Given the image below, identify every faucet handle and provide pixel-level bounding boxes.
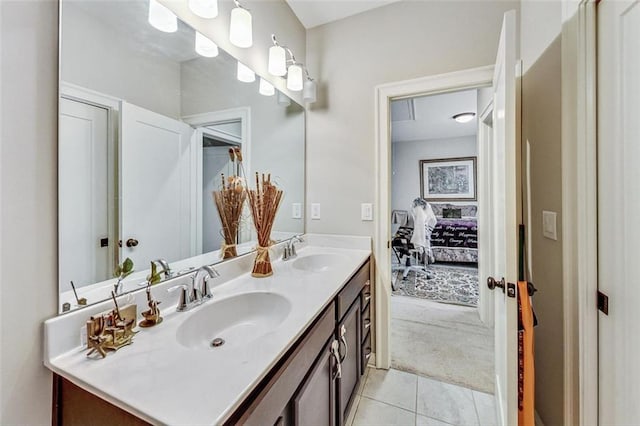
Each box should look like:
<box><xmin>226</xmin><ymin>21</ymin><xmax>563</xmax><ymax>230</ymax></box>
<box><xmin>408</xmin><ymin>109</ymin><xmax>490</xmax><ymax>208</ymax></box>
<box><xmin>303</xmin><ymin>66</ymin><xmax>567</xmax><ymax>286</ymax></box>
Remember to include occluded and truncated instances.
<box><xmin>168</xmin><ymin>284</ymin><xmax>189</xmax><ymax>311</ymax></box>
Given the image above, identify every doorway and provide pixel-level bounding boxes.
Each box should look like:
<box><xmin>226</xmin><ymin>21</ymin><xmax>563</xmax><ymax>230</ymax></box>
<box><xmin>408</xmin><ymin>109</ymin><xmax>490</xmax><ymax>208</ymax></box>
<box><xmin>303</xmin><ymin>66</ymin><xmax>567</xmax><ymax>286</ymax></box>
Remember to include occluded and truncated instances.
<box><xmin>388</xmin><ymin>88</ymin><xmax>494</xmax><ymax>395</ymax></box>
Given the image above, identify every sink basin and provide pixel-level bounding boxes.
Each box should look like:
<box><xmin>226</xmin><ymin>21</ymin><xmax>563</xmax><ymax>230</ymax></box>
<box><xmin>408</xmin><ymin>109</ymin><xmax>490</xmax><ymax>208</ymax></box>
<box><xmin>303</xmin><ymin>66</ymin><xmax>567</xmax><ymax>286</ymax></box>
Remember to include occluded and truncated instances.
<box><xmin>176</xmin><ymin>292</ymin><xmax>291</xmax><ymax>350</ymax></box>
<box><xmin>292</xmin><ymin>253</ymin><xmax>347</xmax><ymax>273</ymax></box>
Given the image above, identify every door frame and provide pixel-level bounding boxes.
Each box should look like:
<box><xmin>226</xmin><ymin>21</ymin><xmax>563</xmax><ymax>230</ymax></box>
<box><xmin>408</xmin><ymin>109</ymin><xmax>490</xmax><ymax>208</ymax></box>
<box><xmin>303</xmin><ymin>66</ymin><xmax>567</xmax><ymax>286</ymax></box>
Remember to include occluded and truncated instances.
<box><xmin>561</xmin><ymin>0</ymin><xmax>598</xmax><ymax>423</ymax></box>
<box><xmin>373</xmin><ymin>65</ymin><xmax>494</xmax><ymax>368</ymax></box>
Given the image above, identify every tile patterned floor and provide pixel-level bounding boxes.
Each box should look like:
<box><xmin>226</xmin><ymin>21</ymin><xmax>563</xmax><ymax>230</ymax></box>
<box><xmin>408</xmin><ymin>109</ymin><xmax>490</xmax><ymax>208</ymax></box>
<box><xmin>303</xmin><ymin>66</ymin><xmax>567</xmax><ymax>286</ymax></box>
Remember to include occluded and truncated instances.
<box><xmin>346</xmin><ymin>367</ymin><xmax>497</xmax><ymax>426</ymax></box>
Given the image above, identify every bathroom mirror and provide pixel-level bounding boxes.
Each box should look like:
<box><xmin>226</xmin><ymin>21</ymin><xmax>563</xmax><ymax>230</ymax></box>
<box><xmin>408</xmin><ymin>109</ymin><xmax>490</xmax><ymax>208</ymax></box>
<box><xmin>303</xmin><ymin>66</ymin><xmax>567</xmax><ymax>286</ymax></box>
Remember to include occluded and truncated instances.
<box><xmin>58</xmin><ymin>0</ymin><xmax>305</xmax><ymax>313</ymax></box>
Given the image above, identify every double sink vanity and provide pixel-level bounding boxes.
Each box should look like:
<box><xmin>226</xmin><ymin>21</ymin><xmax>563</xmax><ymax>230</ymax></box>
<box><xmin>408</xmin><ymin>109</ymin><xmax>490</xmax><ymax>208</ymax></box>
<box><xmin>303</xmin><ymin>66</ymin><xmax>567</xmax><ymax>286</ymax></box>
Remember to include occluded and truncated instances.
<box><xmin>44</xmin><ymin>235</ymin><xmax>373</xmax><ymax>425</ymax></box>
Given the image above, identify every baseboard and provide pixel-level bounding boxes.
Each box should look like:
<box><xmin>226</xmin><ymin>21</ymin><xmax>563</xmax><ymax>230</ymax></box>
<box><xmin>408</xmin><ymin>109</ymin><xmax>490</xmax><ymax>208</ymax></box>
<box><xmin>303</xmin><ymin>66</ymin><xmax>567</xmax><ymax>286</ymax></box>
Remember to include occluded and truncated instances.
<box><xmin>368</xmin><ymin>353</ymin><xmax>376</xmax><ymax>368</ymax></box>
<box><xmin>535</xmin><ymin>410</ymin><xmax>544</xmax><ymax>426</ymax></box>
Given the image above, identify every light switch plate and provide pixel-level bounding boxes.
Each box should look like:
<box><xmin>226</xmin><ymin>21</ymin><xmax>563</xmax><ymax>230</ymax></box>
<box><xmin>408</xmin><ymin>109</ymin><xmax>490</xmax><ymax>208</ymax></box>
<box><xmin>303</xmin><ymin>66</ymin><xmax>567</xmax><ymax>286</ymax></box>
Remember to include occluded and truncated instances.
<box><xmin>361</xmin><ymin>203</ymin><xmax>373</xmax><ymax>221</ymax></box>
<box><xmin>311</xmin><ymin>203</ymin><xmax>321</xmax><ymax>220</ymax></box>
<box><xmin>292</xmin><ymin>203</ymin><xmax>302</xmax><ymax>219</ymax></box>
<box><xmin>542</xmin><ymin>210</ymin><xmax>557</xmax><ymax>240</ymax></box>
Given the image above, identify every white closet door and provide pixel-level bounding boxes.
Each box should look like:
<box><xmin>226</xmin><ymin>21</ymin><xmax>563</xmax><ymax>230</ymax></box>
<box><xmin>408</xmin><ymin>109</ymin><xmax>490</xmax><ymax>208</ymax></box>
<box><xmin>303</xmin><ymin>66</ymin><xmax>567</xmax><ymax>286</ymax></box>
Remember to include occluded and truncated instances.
<box><xmin>59</xmin><ymin>98</ymin><xmax>110</xmax><ymax>291</ymax></box>
<box><xmin>490</xmin><ymin>10</ymin><xmax>520</xmax><ymax>426</ymax></box>
<box><xmin>202</xmin><ymin>145</ymin><xmax>233</xmax><ymax>254</ymax></box>
<box><xmin>119</xmin><ymin>101</ymin><xmax>194</xmax><ymax>270</ymax></box>
<box><xmin>597</xmin><ymin>0</ymin><xmax>640</xmax><ymax>423</ymax></box>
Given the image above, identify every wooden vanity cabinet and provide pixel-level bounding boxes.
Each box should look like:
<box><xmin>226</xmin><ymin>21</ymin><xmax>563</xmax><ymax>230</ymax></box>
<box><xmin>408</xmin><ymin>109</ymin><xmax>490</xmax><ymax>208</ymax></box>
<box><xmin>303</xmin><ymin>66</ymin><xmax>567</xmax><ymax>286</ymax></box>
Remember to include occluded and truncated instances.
<box><xmin>337</xmin><ymin>298</ymin><xmax>361</xmax><ymax>425</ymax></box>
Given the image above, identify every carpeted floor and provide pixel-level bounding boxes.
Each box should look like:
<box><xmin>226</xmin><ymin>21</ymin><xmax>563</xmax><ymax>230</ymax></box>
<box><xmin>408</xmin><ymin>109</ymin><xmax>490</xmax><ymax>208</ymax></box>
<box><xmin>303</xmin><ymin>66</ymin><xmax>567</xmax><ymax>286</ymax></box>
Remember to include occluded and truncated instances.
<box><xmin>391</xmin><ymin>296</ymin><xmax>494</xmax><ymax>394</ymax></box>
<box><xmin>392</xmin><ymin>263</ymin><xmax>479</xmax><ymax>307</ymax></box>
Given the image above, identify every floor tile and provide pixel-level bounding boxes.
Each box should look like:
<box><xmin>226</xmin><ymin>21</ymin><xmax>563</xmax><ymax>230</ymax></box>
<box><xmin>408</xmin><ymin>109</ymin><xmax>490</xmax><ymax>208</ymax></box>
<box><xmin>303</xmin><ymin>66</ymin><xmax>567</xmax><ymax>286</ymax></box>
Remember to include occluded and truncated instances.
<box><xmin>353</xmin><ymin>397</ymin><xmax>416</xmax><ymax>426</ymax></box>
<box><xmin>361</xmin><ymin>368</ymin><xmax>418</xmax><ymax>411</ymax></box>
<box><xmin>416</xmin><ymin>376</ymin><xmax>479</xmax><ymax>425</ymax></box>
<box><xmin>472</xmin><ymin>391</ymin><xmax>497</xmax><ymax>426</ymax></box>
<box><xmin>355</xmin><ymin>366</ymin><xmax>371</xmax><ymax>396</ymax></box>
<box><xmin>416</xmin><ymin>414</ymin><xmax>453</xmax><ymax>426</ymax></box>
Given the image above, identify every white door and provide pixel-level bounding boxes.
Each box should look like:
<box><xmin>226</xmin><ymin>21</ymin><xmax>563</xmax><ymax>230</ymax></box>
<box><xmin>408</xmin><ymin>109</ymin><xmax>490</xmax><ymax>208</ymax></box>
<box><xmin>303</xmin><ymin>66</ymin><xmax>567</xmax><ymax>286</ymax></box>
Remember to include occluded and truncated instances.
<box><xmin>202</xmin><ymin>144</ymin><xmax>235</xmax><ymax>253</ymax></box>
<box><xmin>489</xmin><ymin>10</ymin><xmax>520</xmax><ymax>426</ymax></box>
<box><xmin>59</xmin><ymin>97</ymin><xmax>111</xmax><ymax>291</ymax></box>
<box><xmin>597</xmin><ymin>0</ymin><xmax>640</xmax><ymax>423</ymax></box>
<box><xmin>119</xmin><ymin>101</ymin><xmax>195</xmax><ymax>270</ymax></box>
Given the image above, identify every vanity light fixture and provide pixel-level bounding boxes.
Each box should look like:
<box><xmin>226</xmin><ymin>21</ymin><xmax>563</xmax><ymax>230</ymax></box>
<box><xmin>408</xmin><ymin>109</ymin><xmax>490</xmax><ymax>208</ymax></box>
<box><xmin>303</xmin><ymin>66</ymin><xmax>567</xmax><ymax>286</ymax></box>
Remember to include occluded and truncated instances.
<box><xmin>188</xmin><ymin>0</ymin><xmax>218</xmax><ymax>19</ymax></box>
<box><xmin>259</xmin><ymin>78</ymin><xmax>275</xmax><ymax>96</ymax></box>
<box><xmin>286</xmin><ymin>63</ymin><xmax>303</xmax><ymax>92</ymax></box>
<box><xmin>303</xmin><ymin>78</ymin><xmax>317</xmax><ymax>103</ymax></box>
<box><xmin>270</xmin><ymin>35</ymin><xmax>316</xmax><ymax>99</ymax></box>
<box><xmin>277</xmin><ymin>90</ymin><xmax>291</xmax><ymax>107</ymax></box>
<box><xmin>452</xmin><ymin>112</ymin><xmax>476</xmax><ymax>123</ymax></box>
<box><xmin>195</xmin><ymin>31</ymin><xmax>219</xmax><ymax>57</ymax></box>
<box><xmin>268</xmin><ymin>35</ymin><xmax>287</xmax><ymax>76</ymax></box>
<box><xmin>237</xmin><ymin>61</ymin><xmax>255</xmax><ymax>83</ymax></box>
<box><xmin>148</xmin><ymin>0</ymin><xmax>177</xmax><ymax>33</ymax></box>
<box><xmin>229</xmin><ymin>0</ymin><xmax>252</xmax><ymax>48</ymax></box>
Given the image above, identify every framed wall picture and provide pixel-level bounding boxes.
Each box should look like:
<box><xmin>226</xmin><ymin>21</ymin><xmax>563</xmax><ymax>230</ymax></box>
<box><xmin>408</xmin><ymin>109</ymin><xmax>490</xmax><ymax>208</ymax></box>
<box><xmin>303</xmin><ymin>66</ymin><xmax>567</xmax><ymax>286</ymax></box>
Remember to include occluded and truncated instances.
<box><xmin>420</xmin><ymin>157</ymin><xmax>477</xmax><ymax>201</ymax></box>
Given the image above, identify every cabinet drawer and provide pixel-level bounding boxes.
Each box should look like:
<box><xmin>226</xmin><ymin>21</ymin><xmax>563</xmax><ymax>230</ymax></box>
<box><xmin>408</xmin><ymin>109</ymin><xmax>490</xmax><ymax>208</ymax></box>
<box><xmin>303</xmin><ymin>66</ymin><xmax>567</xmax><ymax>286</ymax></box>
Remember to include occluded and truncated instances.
<box><xmin>337</xmin><ymin>260</ymin><xmax>370</xmax><ymax>320</ymax></box>
<box><xmin>361</xmin><ymin>332</ymin><xmax>372</xmax><ymax>376</ymax></box>
<box><xmin>361</xmin><ymin>302</ymin><xmax>371</xmax><ymax>344</ymax></box>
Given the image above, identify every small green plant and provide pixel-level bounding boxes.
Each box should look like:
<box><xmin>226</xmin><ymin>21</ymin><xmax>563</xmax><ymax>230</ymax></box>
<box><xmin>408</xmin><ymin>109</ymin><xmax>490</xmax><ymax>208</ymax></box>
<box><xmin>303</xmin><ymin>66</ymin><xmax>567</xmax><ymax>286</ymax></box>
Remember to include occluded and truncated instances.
<box><xmin>114</xmin><ymin>257</ymin><xmax>134</xmax><ymax>281</ymax></box>
<box><xmin>146</xmin><ymin>261</ymin><xmax>163</xmax><ymax>285</ymax></box>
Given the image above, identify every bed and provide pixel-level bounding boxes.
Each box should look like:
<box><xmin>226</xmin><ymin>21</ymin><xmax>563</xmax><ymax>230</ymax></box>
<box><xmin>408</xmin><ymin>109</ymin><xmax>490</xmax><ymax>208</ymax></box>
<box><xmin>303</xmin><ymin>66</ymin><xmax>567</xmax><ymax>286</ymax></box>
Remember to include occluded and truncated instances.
<box><xmin>430</xmin><ymin>204</ymin><xmax>478</xmax><ymax>264</ymax></box>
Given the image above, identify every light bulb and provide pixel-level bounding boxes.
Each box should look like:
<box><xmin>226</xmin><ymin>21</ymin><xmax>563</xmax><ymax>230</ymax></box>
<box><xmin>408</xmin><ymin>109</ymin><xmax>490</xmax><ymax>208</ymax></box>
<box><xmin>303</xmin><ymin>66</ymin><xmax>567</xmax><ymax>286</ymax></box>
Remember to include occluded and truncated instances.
<box><xmin>195</xmin><ymin>31</ymin><xmax>219</xmax><ymax>57</ymax></box>
<box><xmin>287</xmin><ymin>64</ymin><xmax>303</xmax><ymax>92</ymax></box>
<box><xmin>259</xmin><ymin>78</ymin><xmax>275</xmax><ymax>96</ymax></box>
<box><xmin>237</xmin><ymin>61</ymin><xmax>255</xmax><ymax>83</ymax></box>
<box><xmin>277</xmin><ymin>91</ymin><xmax>291</xmax><ymax>106</ymax></box>
<box><xmin>148</xmin><ymin>0</ymin><xmax>177</xmax><ymax>33</ymax></box>
<box><xmin>268</xmin><ymin>45</ymin><xmax>287</xmax><ymax>76</ymax></box>
<box><xmin>229</xmin><ymin>6</ymin><xmax>252</xmax><ymax>48</ymax></box>
<box><xmin>188</xmin><ymin>0</ymin><xmax>218</xmax><ymax>18</ymax></box>
<box><xmin>303</xmin><ymin>79</ymin><xmax>317</xmax><ymax>103</ymax></box>
<box><xmin>452</xmin><ymin>112</ymin><xmax>476</xmax><ymax>123</ymax></box>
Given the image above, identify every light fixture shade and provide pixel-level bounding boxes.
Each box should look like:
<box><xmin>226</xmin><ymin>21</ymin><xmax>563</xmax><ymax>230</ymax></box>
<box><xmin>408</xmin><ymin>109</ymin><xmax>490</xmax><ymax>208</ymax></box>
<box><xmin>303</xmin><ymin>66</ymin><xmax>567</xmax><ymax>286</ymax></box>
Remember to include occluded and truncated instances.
<box><xmin>229</xmin><ymin>7</ymin><xmax>252</xmax><ymax>48</ymax></box>
<box><xmin>277</xmin><ymin>91</ymin><xmax>291</xmax><ymax>106</ymax></box>
<box><xmin>188</xmin><ymin>0</ymin><xmax>218</xmax><ymax>18</ymax></box>
<box><xmin>237</xmin><ymin>61</ymin><xmax>255</xmax><ymax>83</ymax></box>
<box><xmin>259</xmin><ymin>78</ymin><xmax>275</xmax><ymax>96</ymax></box>
<box><xmin>268</xmin><ymin>45</ymin><xmax>287</xmax><ymax>76</ymax></box>
<box><xmin>148</xmin><ymin>0</ymin><xmax>177</xmax><ymax>33</ymax></box>
<box><xmin>452</xmin><ymin>112</ymin><xmax>476</xmax><ymax>123</ymax></box>
<box><xmin>195</xmin><ymin>32</ymin><xmax>219</xmax><ymax>57</ymax></box>
<box><xmin>303</xmin><ymin>79</ymin><xmax>317</xmax><ymax>103</ymax></box>
<box><xmin>286</xmin><ymin>64</ymin><xmax>303</xmax><ymax>91</ymax></box>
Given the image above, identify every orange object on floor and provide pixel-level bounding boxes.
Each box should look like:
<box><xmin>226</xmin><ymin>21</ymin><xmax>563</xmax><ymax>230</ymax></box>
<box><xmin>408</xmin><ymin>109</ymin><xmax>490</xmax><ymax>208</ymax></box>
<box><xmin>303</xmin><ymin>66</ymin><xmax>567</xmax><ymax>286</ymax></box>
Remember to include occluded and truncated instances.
<box><xmin>518</xmin><ymin>281</ymin><xmax>535</xmax><ymax>426</ymax></box>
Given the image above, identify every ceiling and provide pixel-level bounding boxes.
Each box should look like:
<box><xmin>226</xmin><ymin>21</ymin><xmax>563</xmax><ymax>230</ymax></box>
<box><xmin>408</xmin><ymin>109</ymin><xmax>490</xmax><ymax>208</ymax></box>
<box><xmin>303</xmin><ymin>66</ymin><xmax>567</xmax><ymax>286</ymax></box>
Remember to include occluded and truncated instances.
<box><xmin>391</xmin><ymin>89</ymin><xmax>478</xmax><ymax>143</ymax></box>
<box><xmin>285</xmin><ymin>0</ymin><xmax>402</xmax><ymax>29</ymax></box>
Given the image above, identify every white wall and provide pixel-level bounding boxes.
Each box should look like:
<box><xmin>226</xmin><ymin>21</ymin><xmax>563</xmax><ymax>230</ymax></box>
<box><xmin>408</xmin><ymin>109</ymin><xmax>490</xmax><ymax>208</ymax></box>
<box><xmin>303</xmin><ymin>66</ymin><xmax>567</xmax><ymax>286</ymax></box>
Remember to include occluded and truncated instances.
<box><xmin>1</xmin><ymin>1</ymin><xmax>59</xmax><ymax>424</ymax></box>
<box><xmin>61</xmin><ymin>2</ymin><xmax>182</xmax><ymax>119</ymax></box>
<box><xmin>305</xmin><ymin>0</ymin><xmax>519</xmax><ymax>236</ymax></box>
<box><xmin>392</xmin><ymin>136</ymin><xmax>477</xmax><ymax>213</ymax></box>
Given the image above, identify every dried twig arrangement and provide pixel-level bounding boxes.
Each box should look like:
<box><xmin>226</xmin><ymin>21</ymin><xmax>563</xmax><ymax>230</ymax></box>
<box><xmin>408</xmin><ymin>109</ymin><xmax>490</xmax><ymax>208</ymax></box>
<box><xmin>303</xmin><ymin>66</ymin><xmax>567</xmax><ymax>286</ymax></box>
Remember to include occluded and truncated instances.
<box><xmin>213</xmin><ymin>148</ymin><xmax>246</xmax><ymax>259</ymax></box>
<box><xmin>247</xmin><ymin>172</ymin><xmax>284</xmax><ymax>277</ymax></box>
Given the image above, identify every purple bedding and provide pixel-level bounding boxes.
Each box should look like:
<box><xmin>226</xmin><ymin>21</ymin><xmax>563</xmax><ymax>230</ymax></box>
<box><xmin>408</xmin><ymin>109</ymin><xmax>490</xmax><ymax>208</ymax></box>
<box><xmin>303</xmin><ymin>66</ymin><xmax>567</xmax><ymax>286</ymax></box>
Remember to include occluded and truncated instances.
<box><xmin>431</xmin><ymin>218</ymin><xmax>478</xmax><ymax>249</ymax></box>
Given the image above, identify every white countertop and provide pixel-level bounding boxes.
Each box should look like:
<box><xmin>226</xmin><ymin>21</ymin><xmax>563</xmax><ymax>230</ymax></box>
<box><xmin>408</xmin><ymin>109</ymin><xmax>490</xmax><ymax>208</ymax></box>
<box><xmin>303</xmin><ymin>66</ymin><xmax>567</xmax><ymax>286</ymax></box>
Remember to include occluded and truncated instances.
<box><xmin>44</xmin><ymin>234</ymin><xmax>371</xmax><ymax>425</ymax></box>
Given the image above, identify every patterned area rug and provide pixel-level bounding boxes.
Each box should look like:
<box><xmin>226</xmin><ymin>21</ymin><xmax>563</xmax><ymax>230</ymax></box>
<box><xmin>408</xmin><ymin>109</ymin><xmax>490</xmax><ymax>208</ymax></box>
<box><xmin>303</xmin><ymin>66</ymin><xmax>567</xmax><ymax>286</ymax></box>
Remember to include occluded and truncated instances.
<box><xmin>392</xmin><ymin>264</ymin><xmax>479</xmax><ymax>307</ymax></box>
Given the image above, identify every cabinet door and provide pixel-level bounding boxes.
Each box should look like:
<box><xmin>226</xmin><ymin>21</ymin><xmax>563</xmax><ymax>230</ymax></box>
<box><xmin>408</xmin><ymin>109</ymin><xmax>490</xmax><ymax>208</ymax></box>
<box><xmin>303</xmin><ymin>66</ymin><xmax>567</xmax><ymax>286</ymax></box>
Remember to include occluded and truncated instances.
<box><xmin>338</xmin><ymin>299</ymin><xmax>361</xmax><ymax>425</ymax></box>
<box><xmin>293</xmin><ymin>339</ymin><xmax>336</xmax><ymax>426</ymax></box>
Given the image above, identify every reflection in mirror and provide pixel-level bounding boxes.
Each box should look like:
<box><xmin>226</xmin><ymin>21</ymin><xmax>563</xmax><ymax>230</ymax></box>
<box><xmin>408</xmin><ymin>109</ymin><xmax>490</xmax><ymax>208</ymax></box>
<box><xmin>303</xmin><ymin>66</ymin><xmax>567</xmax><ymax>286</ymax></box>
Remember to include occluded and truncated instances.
<box><xmin>58</xmin><ymin>0</ymin><xmax>305</xmax><ymax>313</ymax></box>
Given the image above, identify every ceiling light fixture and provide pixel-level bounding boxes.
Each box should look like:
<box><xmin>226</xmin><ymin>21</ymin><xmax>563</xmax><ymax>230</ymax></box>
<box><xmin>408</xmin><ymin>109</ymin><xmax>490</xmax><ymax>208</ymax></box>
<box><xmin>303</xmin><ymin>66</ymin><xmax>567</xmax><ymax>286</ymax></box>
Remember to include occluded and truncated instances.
<box><xmin>236</xmin><ymin>61</ymin><xmax>255</xmax><ymax>83</ymax></box>
<box><xmin>229</xmin><ymin>0</ymin><xmax>252</xmax><ymax>48</ymax></box>
<box><xmin>188</xmin><ymin>0</ymin><xmax>218</xmax><ymax>19</ymax></box>
<box><xmin>195</xmin><ymin>31</ymin><xmax>219</xmax><ymax>57</ymax></box>
<box><xmin>148</xmin><ymin>0</ymin><xmax>177</xmax><ymax>33</ymax></box>
<box><xmin>259</xmin><ymin>78</ymin><xmax>275</xmax><ymax>96</ymax></box>
<box><xmin>452</xmin><ymin>112</ymin><xmax>476</xmax><ymax>123</ymax></box>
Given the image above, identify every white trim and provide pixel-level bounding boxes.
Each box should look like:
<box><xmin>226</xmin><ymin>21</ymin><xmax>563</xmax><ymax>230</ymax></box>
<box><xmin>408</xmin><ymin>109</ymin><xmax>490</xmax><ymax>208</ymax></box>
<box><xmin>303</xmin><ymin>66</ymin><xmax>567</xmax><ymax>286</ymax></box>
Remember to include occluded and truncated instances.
<box><xmin>561</xmin><ymin>1</ymin><xmax>598</xmax><ymax>424</ymax></box>
<box><xmin>183</xmin><ymin>108</ymin><xmax>252</xmax><ymax>253</ymax></box>
<box><xmin>374</xmin><ymin>66</ymin><xmax>494</xmax><ymax>368</ymax></box>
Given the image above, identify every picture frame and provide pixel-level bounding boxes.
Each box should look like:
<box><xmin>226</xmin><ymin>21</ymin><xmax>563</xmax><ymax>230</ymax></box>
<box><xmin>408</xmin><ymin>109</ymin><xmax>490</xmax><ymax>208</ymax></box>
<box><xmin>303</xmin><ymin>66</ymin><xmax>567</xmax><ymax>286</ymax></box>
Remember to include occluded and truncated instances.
<box><xmin>420</xmin><ymin>157</ymin><xmax>477</xmax><ymax>201</ymax></box>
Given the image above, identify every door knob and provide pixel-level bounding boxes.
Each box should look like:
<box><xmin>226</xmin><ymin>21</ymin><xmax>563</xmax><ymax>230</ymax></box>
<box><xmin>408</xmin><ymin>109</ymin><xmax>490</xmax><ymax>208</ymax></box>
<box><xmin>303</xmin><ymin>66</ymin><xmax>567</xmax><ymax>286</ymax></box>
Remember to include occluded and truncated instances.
<box><xmin>487</xmin><ymin>276</ymin><xmax>506</xmax><ymax>292</ymax></box>
<box><xmin>126</xmin><ymin>238</ymin><xmax>139</xmax><ymax>248</ymax></box>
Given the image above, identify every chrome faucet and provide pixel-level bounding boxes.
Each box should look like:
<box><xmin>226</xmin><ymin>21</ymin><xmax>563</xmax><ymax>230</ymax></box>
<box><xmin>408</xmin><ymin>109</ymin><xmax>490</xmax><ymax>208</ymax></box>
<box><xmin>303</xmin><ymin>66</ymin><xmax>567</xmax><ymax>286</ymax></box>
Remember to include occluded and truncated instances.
<box><xmin>282</xmin><ymin>235</ymin><xmax>304</xmax><ymax>261</ymax></box>
<box><xmin>168</xmin><ymin>265</ymin><xmax>219</xmax><ymax>312</ymax></box>
<box><xmin>151</xmin><ymin>258</ymin><xmax>172</xmax><ymax>280</ymax></box>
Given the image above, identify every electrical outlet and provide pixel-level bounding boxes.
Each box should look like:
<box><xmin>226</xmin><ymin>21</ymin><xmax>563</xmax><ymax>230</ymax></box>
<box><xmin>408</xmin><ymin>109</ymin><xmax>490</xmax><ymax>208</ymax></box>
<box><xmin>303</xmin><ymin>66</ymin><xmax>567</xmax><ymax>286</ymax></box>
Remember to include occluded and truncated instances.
<box><xmin>292</xmin><ymin>203</ymin><xmax>302</xmax><ymax>219</ymax></box>
<box><xmin>311</xmin><ymin>203</ymin><xmax>321</xmax><ymax>220</ymax></box>
<box><xmin>361</xmin><ymin>203</ymin><xmax>373</xmax><ymax>221</ymax></box>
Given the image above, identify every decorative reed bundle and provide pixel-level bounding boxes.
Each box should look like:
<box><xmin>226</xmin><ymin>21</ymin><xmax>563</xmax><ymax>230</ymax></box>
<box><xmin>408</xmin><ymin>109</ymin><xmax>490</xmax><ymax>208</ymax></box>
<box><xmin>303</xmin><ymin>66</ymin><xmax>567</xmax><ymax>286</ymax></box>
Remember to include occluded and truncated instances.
<box><xmin>212</xmin><ymin>148</ymin><xmax>246</xmax><ymax>259</ymax></box>
<box><xmin>247</xmin><ymin>172</ymin><xmax>284</xmax><ymax>277</ymax></box>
